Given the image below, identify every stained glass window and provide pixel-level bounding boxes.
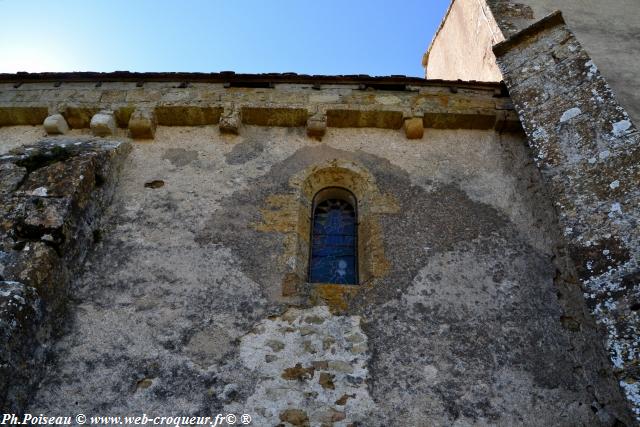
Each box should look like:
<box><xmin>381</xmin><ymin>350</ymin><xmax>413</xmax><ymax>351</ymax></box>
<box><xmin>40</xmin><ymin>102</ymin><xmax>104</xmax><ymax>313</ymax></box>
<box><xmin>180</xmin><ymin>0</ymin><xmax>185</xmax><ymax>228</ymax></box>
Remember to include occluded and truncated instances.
<box><xmin>309</xmin><ymin>190</ymin><xmax>358</xmax><ymax>285</ymax></box>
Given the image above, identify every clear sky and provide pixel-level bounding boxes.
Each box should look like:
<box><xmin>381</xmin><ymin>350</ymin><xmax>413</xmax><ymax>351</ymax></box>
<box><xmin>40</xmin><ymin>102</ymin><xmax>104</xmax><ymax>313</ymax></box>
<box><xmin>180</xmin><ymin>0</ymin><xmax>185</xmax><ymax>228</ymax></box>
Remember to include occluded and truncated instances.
<box><xmin>0</xmin><ymin>0</ymin><xmax>450</xmax><ymax>77</ymax></box>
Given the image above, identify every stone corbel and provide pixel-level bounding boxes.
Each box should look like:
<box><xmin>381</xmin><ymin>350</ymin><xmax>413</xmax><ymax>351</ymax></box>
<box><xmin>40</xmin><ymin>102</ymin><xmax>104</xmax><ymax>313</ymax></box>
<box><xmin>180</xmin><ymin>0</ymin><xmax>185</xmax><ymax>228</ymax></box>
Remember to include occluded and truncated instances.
<box><xmin>90</xmin><ymin>110</ymin><xmax>116</xmax><ymax>137</ymax></box>
<box><xmin>219</xmin><ymin>104</ymin><xmax>241</xmax><ymax>135</ymax></box>
<box><xmin>43</xmin><ymin>112</ymin><xmax>70</xmax><ymax>135</ymax></box>
<box><xmin>307</xmin><ymin>107</ymin><xmax>327</xmax><ymax>140</ymax></box>
<box><xmin>403</xmin><ymin>111</ymin><xmax>424</xmax><ymax>140</ymax></box>
<box><xmin>128</xmin><ymin>109</ymin><xmax>157</xmax><ymax>139</ymax></box>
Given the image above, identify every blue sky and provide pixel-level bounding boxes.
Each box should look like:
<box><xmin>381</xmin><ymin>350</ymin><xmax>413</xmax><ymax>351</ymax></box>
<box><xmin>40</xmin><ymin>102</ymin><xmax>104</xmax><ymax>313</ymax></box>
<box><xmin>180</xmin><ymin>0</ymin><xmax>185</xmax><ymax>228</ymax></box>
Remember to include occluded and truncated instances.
<box><xmin>0</xmin><ymin>0</ymin><xmax>450</xmax><ymax>76</ymax></box>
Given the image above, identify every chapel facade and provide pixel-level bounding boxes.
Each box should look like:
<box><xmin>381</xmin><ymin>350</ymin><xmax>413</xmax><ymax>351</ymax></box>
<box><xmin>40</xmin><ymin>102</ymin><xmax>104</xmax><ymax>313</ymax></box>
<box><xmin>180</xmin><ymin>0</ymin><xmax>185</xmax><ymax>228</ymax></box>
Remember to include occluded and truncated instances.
<box><xmin>0</xmin><ymin>1</ymin><xmax>638</xmax><ymax>425</ymax></box>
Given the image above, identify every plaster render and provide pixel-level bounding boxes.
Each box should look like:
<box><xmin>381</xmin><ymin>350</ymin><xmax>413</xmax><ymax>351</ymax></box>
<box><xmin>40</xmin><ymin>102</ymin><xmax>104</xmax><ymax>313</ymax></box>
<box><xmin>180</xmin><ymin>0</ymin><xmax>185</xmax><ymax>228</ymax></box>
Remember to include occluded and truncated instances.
<box><xmin>423</xmin><ymin>0</ymin><xmax>504</xmax><ymax>82</ymax></box>
<box><xmin>0</xmin><ymin>123</ymin><xmax>622</xmax><ymax>424</ymax></box>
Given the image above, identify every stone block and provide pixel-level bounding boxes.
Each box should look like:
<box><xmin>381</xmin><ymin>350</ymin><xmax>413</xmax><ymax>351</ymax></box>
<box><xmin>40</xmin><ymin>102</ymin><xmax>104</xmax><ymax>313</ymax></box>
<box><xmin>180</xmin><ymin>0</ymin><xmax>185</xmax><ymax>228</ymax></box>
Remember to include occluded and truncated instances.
<box><xmin>63</xmin><ymin>107</ymin><xmax>99</xmax><ymax>129</ymax></box>
<box><xmin>326</xmin><ymin>109</ymin><xmax>403</xmax><ymax>129</ymax></box>
<box><xmin>128</xmin><ymin>109</ymin><xmax>157</xmax><ymax>139</ymax></box>
<box><xmin>241</xmin><ymin>107</ymin><xmax>307</xmax><ymax>127</ymax></box>
<box><xmin>43</xmin><ymin>114</ymin><xmax>69</xmax><ymax>135</ymax></box>
<box><xmin>0</xmin><ymin>107</ymin><xmax>49</xmax><ymax>126</ymax></box>
<box><xmin>155</xmin><ymin>106</ymin><xmax>222</xmax><ymax>126</ymax></box>
<box><xmin>403</xmin><ymin>117</ymin><xmax>424</xmax><ymax>139</ymax></box>
<box><xmin>90</xmin><ymin>111</ymin><xmax>116</xmax><ymax>136</ymax></box>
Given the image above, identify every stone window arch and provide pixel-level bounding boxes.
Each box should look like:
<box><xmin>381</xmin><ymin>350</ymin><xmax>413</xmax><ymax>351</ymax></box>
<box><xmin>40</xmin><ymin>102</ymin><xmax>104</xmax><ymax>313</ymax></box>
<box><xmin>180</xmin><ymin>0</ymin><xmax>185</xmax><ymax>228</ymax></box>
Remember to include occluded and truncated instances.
<box><xmin>255</xmin><ymin>159</ymin><xmax>399</xmax><ymax>310</ymax></box>
<box><xmin>308</xmin><ymin>187</ymin><xmax>358</xmax><ymax>285</ymax></box>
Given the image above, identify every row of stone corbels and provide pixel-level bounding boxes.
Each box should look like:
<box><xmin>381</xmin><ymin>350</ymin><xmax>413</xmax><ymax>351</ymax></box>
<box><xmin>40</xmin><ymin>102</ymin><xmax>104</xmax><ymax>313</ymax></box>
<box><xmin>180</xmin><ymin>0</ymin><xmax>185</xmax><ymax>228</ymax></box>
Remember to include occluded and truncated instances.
<box><xmin>38</xmin><ymin>103</ymin><xmax>520</xmax><ymax>140</ymax></box>
<box><xmin>220</xmin><ymin>104</ymin><xmax>426</xmax><ymax>139</ymax></box>
<box><xmin>219</xmin><ymin>105</ymin><xmax>425</xmax><ymax>140</ymax></box>
<box><xmin>42</xmin><ymin>106</ymin><xmax>427</xmax><ymax>140</ymax></box>
<box><xmin>43</xmin><ymin>109</ymin><xmax>157</xmax><ymax>139</ymax></box>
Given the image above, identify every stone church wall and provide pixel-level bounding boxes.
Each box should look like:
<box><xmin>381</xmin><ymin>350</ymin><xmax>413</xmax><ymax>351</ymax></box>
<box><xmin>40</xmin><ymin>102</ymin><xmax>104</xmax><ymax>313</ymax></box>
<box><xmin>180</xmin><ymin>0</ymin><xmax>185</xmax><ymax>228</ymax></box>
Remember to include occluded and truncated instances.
<box><xmin>0</xmin><ymin>79</ymin><xmax>633</xmax><ymax>424</ymax></box>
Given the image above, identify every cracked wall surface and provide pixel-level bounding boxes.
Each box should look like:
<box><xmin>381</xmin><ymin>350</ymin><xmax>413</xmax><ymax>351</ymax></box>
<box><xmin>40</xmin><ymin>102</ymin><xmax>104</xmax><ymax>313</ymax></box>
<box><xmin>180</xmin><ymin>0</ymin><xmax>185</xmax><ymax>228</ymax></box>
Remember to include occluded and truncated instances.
<box><xmin>0</xmin><ymin>121</ymin><xmax>625</xmax><ymax>425</ymax></box>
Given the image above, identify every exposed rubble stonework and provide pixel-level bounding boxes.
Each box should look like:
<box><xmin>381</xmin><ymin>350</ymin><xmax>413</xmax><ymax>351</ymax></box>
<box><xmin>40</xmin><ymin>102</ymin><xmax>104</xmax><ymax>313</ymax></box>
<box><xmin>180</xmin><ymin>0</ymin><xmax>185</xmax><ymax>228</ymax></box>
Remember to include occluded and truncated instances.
<box><xmin>230</xmin><ymin>305</ymin><xmax>375</xmax><ymax>426</ymax></box>
<box><xmin>492</xmin><ymin>11</ymin><xmax>640</xmax><ymax>422</ymax></box>
<box><xmin>0</xmin><ymin>137</ymin><xmax>130</xmax><ymax>412</ymax></box>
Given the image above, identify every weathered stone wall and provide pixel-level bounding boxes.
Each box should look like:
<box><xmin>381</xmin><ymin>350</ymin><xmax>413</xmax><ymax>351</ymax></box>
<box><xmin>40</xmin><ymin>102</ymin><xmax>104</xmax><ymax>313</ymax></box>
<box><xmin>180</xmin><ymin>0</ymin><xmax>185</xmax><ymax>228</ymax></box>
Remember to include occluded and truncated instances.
<box><xmin>0</xmin><ymin>137</ymin><xmax>130</xmax><ymax>411</ymax></box>
<box><xmin>493</xmin><ymin>12</ymin><xmax>640</xmax><ymax>422</ymax></box>
<box><xmin>426</xmin><ymin>2</ymin><xmax>640</xmax><ymax>420</ymax></box>
<box><xmin>0</xmin><ymin>114</ymin><xmax>621</xmax><ymax>424</ymax></box>
<box><xmin>488</xmin><ymin>0</ymin><xmax>640</xmax><ymax>124</ymax></box>
<box><xmin>424</xmin><ymin>0</ymin><xmax>640</xmax><ymax>124</ymax></box>
<box><xmin>0</xmin><ymin>77</ymin><xmax>634</xmax><ymax>424</ymax></box>
<box><xmin>0</xmin><ymin>76</ymin><xmax>521</xmax><ymax>142</ymax></box>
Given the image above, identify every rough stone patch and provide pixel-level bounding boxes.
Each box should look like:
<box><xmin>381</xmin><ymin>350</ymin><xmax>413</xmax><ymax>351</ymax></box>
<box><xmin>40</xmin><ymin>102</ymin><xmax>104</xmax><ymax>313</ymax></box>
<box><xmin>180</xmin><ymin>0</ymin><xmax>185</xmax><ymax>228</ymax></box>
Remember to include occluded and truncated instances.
<box><xmin>227</xmin><ymin>305</ymin><xmax>375</xmax><ymax>426</ymax></box>
<box><xmin>0</xmin><ymin>137</ymin><xmax>130</xmax><ymax>412</ymax></box>
<box><xmin>0</xmin><ymin>280</ymin><xmax>42</xmax><ymax>411</ymax></box>
<box><xmin>162</xmin><ymin>148</ymin><xmax>198</xmax><ymax>167</ymax></box>
<box><xmin>224</xmin><ymin>138</ymin><xmax>264</xmax><ymax>165</ymax></box>
<box><xmin>559</xmin><ymin>107</ymin><xmax>581</xmax><ymax>122</ymax></box>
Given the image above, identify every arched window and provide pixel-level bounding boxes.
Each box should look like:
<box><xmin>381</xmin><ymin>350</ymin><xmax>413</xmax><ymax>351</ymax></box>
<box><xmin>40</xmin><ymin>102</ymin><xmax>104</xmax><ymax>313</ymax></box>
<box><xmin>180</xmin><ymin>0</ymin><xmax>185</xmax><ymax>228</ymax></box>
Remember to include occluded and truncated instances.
<box><xmin>309</xmin><ymin>188</ymin><xmax>358</xmax><ymax>285</ymax></box>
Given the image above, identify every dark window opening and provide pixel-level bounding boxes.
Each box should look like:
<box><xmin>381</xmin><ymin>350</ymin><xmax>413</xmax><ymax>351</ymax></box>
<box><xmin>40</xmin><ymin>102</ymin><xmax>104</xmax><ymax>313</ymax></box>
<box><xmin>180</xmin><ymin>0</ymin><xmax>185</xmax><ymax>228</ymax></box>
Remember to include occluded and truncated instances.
<box><xmin>309</xmin><ymin>188</ymin><xmax>358</xmax><ymax>285</ymax></box>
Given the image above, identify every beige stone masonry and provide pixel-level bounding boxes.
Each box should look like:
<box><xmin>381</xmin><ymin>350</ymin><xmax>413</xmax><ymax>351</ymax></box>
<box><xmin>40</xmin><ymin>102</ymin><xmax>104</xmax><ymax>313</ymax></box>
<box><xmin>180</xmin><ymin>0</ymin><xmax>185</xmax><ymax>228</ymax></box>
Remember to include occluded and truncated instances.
<box><xmin>0</xmin><ymin>106</ymin><xmax>48</xmax><ymax>126</ymax></box>
<box><xmin>0</xmin><ymin>80</ymin><xmax>517</xmax><ymax>140</ymax></box>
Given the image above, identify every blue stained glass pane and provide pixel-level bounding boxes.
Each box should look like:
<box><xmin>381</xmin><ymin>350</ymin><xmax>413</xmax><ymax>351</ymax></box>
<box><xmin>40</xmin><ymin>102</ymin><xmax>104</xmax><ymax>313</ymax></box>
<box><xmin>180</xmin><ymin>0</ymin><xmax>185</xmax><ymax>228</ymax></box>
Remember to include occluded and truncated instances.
<box><xmin>309</xmin><ymin>198</ymin><xmax>357</xmax><ymax>284</ymax></box>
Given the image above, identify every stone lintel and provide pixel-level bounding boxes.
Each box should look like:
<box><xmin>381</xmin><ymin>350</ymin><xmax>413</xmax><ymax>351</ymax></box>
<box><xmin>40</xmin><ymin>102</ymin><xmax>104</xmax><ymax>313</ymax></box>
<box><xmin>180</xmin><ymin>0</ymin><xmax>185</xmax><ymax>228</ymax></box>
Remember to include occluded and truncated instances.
<box><xmin>155</xmin><ymin>105</ymin><xmax>222</xmax><ymax>126</ymax></box>
<box><xmin>0</xmin><ymin>102</ymin><xmax>517</xmax><ymax>133</ymax></box>
<box><xmin>423</xmin><ymin>112</ymin><xmax>496</xmax><ymax>130</ymax></box>
<box><xmin>326</xmin><ymin>109</ymin><xmax>404</xmax><ymax>129</ymax></box>
<box><xmin>0</xmin><ymin>83</ymin><xmax>519</xmax><ymax>134</ymax></box>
